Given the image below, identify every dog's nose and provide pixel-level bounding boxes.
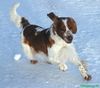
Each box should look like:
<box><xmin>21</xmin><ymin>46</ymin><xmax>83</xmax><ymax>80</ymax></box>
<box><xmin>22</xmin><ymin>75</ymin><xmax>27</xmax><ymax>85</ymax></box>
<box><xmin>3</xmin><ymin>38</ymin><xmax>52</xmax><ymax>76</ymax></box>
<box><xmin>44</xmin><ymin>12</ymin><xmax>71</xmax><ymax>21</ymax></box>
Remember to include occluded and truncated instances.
<box><xmin>67</xmin><ymin>35</ymin><xmax>73</xmax><ymax>41</ymax></box>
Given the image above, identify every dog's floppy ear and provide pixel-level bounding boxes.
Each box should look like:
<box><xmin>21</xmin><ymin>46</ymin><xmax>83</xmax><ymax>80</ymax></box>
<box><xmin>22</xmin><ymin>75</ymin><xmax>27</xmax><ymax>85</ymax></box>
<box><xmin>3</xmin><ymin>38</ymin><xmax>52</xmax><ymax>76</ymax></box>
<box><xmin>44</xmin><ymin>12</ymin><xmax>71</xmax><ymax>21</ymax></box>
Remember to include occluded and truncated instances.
<box><xmin>67</xmin><ymin>17</ymin><xmax>77</xmax><ymax>34</ymax></box>
<box><xmin>47</xmin><ymin>12</ymin><xmax>58</xmax><ymax>21</ymax></box>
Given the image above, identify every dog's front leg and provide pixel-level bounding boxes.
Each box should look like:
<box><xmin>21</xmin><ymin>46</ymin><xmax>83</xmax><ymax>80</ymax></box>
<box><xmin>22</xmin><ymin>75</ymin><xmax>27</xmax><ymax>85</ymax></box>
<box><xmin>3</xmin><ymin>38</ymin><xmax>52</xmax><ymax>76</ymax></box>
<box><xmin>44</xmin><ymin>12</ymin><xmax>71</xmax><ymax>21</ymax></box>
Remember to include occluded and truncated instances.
<box><xmin>67</xmin><ymin>44</ymin><xmax>92</xmax><ymax>80</ymax></box>
<box><xmin>48</xmin><ymin>59</ymin><xmax>68</xmax><ymax>71</ymax></box>
<box><xmin>47</xmin><ymin>57</ymin><xmax>68</xmax><ymax>71</ymax></box>
<box><xmin>72</xmin><ymin>57</ymin><xmax>92</xmax><ymax>81</ymax></box>
<box><xmin>78</xmin><ymin>60</ymin><xmax>91</xmax><ymax>80</ymax></box>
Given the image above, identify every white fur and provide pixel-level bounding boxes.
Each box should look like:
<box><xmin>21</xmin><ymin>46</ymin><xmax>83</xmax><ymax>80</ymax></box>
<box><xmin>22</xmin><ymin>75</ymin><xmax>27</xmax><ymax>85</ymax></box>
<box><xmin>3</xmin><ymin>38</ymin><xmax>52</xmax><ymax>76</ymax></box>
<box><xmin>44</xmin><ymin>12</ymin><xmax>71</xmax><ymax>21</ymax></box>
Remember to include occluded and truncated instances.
<box><xmin>63</xmin><ymin>19</ymin><xmax>69</xmax><ymax>31</ymax></box>
<box><xmin>47</xmin><ymin>28</ymin><xmax>77</xmax><ymax>70</ymax></box>
<box><xmin>21</xmin><ymin>34</ymin><xmax>34</xmax><ymax>60</ymax></box>
<box><xmin>10</xmin><ymin>3</ymin><xmax>21</xmax><ymax>28</ymax></box>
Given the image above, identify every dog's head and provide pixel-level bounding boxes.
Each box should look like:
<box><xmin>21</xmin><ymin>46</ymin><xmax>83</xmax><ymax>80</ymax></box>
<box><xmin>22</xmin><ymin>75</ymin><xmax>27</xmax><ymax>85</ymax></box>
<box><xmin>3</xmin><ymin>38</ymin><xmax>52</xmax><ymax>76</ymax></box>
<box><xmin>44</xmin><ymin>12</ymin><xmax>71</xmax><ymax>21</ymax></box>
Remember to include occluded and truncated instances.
<box><xmin>47</xmin><ymin>12</ymin><xmax>77</xmax><ymax>43</ymax></box>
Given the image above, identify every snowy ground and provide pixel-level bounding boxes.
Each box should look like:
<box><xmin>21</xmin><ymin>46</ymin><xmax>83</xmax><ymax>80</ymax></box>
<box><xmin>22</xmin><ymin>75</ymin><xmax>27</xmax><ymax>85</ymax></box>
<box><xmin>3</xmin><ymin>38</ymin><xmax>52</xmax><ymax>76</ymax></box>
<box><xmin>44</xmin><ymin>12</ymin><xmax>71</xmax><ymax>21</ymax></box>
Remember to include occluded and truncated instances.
<box><xmin>0</xmin><ymin>0</ymin><xmax>100</xmax><ymax>88</ymax></box>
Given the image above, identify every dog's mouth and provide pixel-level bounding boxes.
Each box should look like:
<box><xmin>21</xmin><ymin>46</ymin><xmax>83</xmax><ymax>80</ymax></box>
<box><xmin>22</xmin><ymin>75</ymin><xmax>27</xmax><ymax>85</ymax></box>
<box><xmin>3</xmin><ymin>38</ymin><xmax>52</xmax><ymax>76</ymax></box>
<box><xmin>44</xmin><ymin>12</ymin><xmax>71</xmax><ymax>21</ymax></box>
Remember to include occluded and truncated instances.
<box><xmin>64</xmin><ymin>38</ymin><xmax>72</xmax><ymax>43</ymax></box>
<box><xmin>63</xmin><ymin>36</ymin><xmax>73</xmax><ymax>43</ymax></box>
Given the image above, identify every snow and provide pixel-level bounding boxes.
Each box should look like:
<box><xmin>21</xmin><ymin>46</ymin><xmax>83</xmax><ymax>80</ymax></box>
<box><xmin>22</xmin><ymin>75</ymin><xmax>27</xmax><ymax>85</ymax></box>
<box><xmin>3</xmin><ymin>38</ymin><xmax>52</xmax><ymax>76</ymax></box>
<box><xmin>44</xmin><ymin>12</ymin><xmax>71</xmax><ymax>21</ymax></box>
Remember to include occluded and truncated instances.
<box><xmin>0</xmin><ymin>0</ymin><xmax>100</xmax><ymax>88</ymax></box>
<box><xmin>14</xmin><ymin>54</ymin><xmax>21</xmax><ymax>61</ymax></box>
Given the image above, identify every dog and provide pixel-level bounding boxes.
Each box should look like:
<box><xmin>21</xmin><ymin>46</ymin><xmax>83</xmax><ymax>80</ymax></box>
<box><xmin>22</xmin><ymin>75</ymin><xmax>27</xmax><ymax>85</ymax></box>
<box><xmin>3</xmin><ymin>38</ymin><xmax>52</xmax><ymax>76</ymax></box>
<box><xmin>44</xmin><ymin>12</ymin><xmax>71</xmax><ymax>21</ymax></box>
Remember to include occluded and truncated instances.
<box><xmin>10</xmin><ymin>3</ymin><xmax>91</xmax><ymax>80</ymax></box>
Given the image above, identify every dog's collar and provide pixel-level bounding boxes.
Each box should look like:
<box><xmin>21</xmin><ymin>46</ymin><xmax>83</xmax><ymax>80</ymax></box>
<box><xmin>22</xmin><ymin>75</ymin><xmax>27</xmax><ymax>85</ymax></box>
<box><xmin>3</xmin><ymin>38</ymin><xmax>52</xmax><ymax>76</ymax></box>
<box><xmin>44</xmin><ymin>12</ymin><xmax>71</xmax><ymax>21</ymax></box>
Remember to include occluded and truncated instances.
<box><xmin>20</xmin><ymin>25</ymin><xmax>32</xmax><ymax>35</ymax></box>
<box><xmin>23</xmin><ymin>24</ymin><xmax>32</xmax><ymax>30</ymax></box>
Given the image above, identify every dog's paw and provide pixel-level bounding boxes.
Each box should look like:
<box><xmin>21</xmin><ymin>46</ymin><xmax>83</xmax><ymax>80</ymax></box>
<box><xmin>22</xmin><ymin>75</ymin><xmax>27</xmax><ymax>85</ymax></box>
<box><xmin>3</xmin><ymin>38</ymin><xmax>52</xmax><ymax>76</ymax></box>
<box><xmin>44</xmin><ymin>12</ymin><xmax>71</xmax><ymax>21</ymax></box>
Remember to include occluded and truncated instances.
<box><xmin>30</xmin><ymin>60</ymin><xmax>38</xmax><ymax>64</ymax></box>
<box><xmin>59</xmin><ymin>64</ymin><xmax>68</xmax><ymax>71</ymax></box>
<box><xmin>84</xmin><ymin>74</ymin><xmax>92</xmax><ymax>81</ymax></box>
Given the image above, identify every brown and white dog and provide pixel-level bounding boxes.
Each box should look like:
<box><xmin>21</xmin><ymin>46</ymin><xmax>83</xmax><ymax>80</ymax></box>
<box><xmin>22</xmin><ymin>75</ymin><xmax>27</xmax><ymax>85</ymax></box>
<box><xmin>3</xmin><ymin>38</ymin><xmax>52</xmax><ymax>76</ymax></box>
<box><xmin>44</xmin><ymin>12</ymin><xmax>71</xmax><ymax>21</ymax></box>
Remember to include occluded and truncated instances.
<box><xmin>10</xmin><ymin>3</ymin><xmax>91</xmax><ymax>80</ymax></box>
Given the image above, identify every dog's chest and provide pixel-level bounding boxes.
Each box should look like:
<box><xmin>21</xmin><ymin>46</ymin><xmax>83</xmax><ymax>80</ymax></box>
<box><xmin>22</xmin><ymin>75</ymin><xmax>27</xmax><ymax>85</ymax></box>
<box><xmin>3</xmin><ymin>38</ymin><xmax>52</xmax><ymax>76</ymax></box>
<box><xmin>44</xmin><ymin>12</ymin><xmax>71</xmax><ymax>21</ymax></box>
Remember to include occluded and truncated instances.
<box><xmin>47</xmin><ymin>35</ymin><xmax>67</xmax><ymax>57</ymax></box>
<box><xmin>47</xmin><ymin>34</ymin><xmax>78</xmax><ymax>63</ymax></box>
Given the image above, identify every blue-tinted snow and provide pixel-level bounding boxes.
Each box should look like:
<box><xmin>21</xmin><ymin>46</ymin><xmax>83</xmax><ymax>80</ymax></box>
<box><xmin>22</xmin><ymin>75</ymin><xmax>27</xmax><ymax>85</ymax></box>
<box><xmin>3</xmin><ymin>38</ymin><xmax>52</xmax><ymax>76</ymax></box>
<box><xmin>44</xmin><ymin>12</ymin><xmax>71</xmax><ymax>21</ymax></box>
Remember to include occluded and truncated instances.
<box><xmin>0</xmin><ymin>0</ymin><xmax>100</xmax><ymax>88</ymax></box>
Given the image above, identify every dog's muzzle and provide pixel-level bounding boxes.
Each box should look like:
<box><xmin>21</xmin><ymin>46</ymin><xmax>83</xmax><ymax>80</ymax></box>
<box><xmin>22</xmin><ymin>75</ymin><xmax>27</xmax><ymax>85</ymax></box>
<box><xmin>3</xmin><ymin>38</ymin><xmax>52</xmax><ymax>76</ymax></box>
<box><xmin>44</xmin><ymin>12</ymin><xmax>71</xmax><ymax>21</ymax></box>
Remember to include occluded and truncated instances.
<box><xmin>63</xmin><ymin>31</ymin><xmax>73</xmax><ymax>43</ymax></box>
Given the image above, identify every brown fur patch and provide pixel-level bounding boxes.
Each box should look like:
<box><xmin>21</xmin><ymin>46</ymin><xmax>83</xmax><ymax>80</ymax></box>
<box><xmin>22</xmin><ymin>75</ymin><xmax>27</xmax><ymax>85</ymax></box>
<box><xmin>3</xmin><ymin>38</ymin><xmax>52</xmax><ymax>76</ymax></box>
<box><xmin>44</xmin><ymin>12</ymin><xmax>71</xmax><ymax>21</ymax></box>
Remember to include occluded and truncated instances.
<box><xmin>23</xmin><ymin>25</ymin><xmax>55</xmax><ymax>55</ymax></box>
<box><xmin>67</xmin><ymin>17</ymin><xmax>77</xmax><ymax>34</ymax></box>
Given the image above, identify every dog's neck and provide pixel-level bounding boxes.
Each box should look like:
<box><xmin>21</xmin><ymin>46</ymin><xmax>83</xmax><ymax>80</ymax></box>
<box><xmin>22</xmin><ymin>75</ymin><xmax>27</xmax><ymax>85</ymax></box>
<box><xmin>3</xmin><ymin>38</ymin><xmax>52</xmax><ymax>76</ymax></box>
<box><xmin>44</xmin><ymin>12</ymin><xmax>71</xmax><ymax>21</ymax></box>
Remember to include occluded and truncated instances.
<box><xmin>50</xmin><ymin>24</ymin><xmax>56</xmax><ymax>36</ymax></box>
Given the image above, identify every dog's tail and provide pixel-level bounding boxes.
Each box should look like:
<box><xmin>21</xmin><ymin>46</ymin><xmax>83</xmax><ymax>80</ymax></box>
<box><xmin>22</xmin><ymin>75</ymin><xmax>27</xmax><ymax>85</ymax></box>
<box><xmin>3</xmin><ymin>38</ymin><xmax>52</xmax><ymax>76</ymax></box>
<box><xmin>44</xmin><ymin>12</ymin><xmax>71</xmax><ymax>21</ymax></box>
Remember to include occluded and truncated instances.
<box><xmin>10</xmin><ymin>3</ymin><xmax>22</xmax><ymax>28</ymax></box>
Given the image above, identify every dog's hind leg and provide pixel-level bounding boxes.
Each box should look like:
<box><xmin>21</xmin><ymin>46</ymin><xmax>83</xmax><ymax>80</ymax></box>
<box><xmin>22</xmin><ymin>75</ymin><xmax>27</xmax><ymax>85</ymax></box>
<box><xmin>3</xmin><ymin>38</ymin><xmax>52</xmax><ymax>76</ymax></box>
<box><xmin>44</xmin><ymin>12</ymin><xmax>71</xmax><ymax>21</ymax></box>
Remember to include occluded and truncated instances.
<box><xmin>22</xmin><ymin>42</ymin><xmax>38</xmax><ymax>64</ymax></box>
